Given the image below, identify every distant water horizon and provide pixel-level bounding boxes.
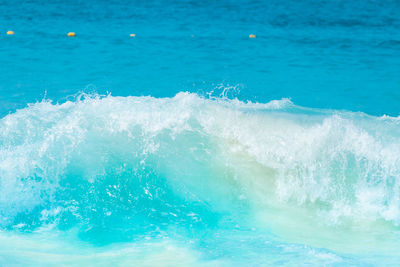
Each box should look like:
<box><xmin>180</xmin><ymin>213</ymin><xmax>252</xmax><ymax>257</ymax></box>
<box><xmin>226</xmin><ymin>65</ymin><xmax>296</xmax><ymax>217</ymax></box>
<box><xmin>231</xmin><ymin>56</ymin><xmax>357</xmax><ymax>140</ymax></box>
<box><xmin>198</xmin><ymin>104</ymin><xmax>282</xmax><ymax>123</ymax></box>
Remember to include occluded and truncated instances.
<box><xmin>1</xmin><ymin>0</ymin><xmax>400</xmax><ymax>117</ymax></box>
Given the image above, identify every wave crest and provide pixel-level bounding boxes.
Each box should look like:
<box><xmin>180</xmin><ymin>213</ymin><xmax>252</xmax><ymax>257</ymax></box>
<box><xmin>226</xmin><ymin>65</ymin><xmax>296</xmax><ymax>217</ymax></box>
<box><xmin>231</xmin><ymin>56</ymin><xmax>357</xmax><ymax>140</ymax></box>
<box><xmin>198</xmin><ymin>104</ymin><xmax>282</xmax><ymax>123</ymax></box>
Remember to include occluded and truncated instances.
<box><xmin>1</xmin><ymin>92</ymin><xmax>400</xmax><ymax>237</ymax></box>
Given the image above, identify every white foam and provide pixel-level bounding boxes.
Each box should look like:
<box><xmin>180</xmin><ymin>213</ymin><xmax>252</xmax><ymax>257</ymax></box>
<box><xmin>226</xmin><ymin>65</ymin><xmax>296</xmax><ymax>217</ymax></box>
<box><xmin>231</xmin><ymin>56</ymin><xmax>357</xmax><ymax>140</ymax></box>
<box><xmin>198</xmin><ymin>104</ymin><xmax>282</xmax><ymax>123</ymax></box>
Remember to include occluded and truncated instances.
<box><xmin>1</xmin><ymin>92</ymin><xmax>400</xmax><ymax>229</ymax></box>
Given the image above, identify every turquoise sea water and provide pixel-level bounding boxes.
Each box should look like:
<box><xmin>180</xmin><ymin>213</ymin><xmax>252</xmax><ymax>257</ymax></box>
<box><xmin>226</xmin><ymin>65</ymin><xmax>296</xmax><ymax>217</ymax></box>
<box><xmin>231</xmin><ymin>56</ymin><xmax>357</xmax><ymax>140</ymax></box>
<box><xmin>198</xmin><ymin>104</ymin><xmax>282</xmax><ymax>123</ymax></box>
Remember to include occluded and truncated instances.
<box><xmin>1</xmin><ymin>0</ymin><xmax>400</xmax><ymax>266</ymax></box>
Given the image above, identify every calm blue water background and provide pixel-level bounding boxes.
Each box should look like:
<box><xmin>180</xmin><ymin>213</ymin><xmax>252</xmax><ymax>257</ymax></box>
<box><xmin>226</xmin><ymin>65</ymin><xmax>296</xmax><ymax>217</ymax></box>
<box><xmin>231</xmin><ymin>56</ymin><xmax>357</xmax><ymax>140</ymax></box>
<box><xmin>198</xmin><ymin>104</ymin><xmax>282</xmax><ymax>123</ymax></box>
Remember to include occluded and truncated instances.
<box><xmin>1</xmin><ymin>0</ymin><xmax>399</xmax><ymax>116</ymax></box>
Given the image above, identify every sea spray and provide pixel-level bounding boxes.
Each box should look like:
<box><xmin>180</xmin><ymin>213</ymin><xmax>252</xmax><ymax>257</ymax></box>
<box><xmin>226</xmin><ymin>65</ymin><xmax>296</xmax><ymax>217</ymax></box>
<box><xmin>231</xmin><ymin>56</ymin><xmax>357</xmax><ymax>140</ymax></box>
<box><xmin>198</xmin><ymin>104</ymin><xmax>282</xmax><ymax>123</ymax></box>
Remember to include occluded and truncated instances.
<box><xmin>1</xmin><ymin>92</ymin><xmax>400</xmax><ymax>265</ymax></box>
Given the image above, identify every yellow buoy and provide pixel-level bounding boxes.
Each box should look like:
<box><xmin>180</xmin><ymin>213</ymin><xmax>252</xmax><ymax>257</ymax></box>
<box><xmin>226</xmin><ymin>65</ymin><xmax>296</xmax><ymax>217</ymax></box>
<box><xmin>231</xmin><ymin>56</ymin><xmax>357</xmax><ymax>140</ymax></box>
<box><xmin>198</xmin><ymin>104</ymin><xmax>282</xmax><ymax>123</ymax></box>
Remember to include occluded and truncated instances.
<box><xmin>130</xmin><ymin>33</ymin><xmax>136</xmax><ymax>37</ymax></box>
<box><xmin>249</xmin><ymin>34</ymin><xmax>256</xmax><ymax>38</ymax></box>
<box><xmin>7</xmin><ymin>31</ymin><xmax>14</xmax><ymax>35</ymax></box>
<box><xmin>67</xmin><ymin>32</ymin><xmax>76</xmax><ymax>37</ymax></box>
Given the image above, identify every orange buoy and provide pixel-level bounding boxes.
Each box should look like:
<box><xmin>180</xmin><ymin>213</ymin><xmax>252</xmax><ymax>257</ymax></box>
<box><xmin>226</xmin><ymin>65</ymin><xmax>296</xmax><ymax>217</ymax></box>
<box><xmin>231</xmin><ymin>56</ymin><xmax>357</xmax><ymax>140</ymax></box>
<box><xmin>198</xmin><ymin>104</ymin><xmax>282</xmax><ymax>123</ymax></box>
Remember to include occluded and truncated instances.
<box><xmin>7</xmin><ymin>31</ymin><xmax>14</xmax><ymax>35</ymax></box>
<box><xmin>249</xmin><ymin>34</ymin><xmax>256</xmax><ymax>38</ymax></box>
<box><xmin>67</xmin><ymin>32</ymin><xmax>76</xmax><ymax>37</ymax></box>
<box><xmin>130</xmin><ymin>33</ymin><xmax>136</xmax><ymax>37</ymax></box>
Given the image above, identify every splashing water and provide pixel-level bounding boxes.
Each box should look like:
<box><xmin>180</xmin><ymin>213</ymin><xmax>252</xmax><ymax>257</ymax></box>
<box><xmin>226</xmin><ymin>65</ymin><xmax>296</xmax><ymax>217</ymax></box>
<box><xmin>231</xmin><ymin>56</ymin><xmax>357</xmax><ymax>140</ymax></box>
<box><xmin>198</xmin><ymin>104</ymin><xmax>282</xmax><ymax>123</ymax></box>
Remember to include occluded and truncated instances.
<box><xmin>1</xmin><ymin>92</ymin><xmax>400</xmax><ymax>266</ymax></box>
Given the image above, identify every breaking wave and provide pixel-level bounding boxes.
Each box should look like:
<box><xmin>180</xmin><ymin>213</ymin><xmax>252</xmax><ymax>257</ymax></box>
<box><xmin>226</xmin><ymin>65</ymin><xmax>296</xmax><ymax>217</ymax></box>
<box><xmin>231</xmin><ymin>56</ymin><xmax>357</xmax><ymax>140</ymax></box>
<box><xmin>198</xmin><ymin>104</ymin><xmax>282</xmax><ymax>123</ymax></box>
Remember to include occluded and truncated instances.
<box><xmin>1</xmin><ymin>92</ymin><xmax>400</xmax><ymax>265</ymax></box>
